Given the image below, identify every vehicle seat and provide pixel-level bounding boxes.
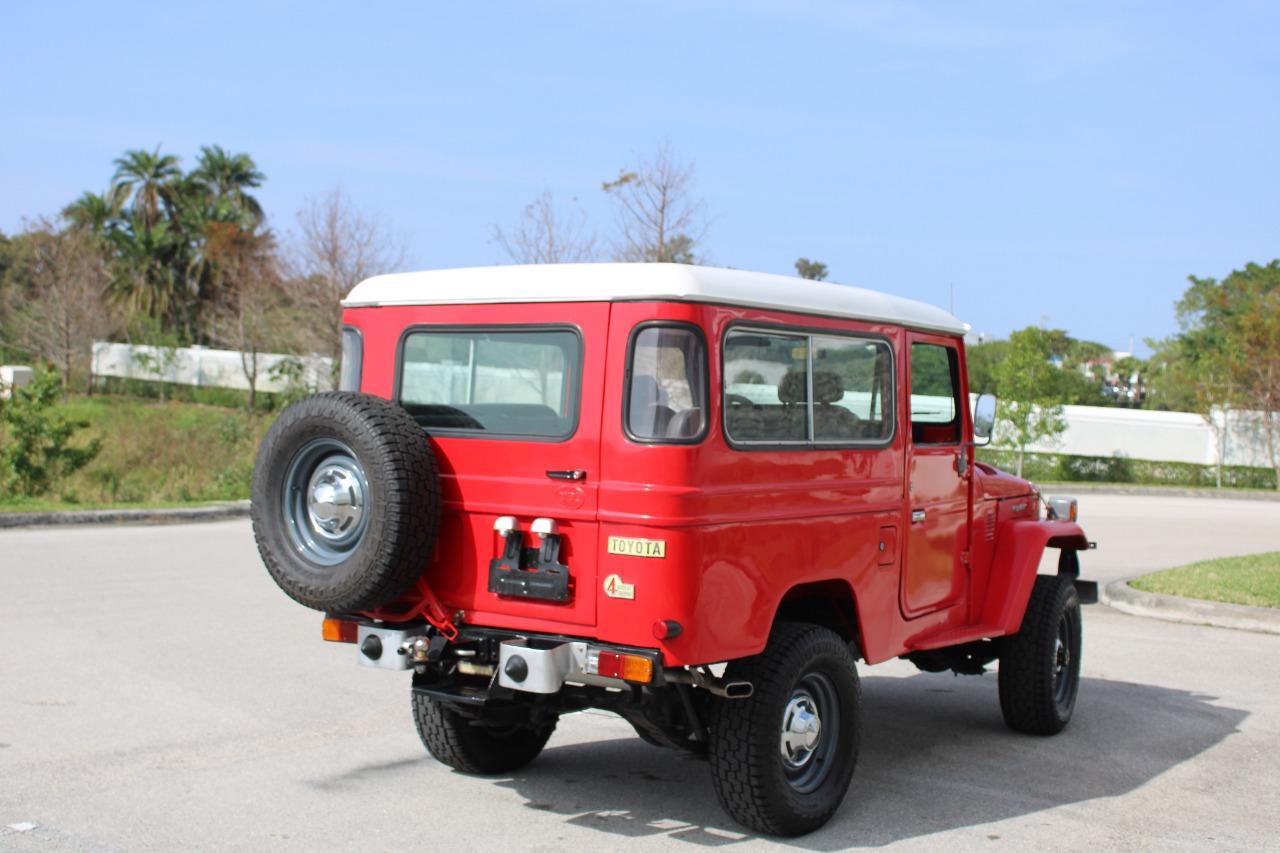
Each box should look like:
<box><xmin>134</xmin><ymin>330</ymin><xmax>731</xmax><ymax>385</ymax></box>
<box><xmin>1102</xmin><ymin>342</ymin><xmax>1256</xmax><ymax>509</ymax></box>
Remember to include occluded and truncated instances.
<box><xmin>666</xmin><ymin>406</ymin><xmax>705</xmax><ymax>439</ymax></box>
<box><xmin>630</xmin><ymin>375</ymin><xmax>674</xmax><ymax>437</ymax></box>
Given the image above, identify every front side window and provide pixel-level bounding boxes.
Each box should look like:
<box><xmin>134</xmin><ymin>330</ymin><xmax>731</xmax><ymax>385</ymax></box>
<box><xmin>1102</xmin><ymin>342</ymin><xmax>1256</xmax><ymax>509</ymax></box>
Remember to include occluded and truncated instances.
<box><xmin>910</xmin><ymin>342</ymin><xmax>961</xmax><ymax>444</ymax></box>
<box><xmin>626</xmin><ymin>325</ymin><xmax>708</xmax><ymax>442</ymax></box>
<box><xmin>399</xmin><ymin>328</ymin><xmax>580</xmax><ymax>439</ymax></box>
<box><xmin>724</xmin><ymin>329</ymin><xmax>894</xmax><ymax>446</ymax></box>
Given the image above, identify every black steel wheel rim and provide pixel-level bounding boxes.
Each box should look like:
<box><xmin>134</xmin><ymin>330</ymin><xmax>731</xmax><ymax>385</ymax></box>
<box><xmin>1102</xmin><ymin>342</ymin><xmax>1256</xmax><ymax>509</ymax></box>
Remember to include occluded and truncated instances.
<box><xmin>1052</xmin><ymin>607</ymin><xmax>1077</xmax><ymax>708</ymax></box>
<box><xmin>779</xmin><ymin>671</ymin><xmax>841</xmax><ymax>795</ymax></box>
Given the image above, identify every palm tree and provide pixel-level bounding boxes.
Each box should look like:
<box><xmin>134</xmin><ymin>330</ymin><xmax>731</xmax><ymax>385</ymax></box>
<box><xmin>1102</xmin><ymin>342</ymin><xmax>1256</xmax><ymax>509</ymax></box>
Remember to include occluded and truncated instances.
<box><xmin>62</xmin><ymin>190</ymin><xmax>123</xmax><ymax>236</ymax></box>
<box><xmin>108</xmin><ymin>215</ymin><xmax>184</xmax><ymax>328</ymax></box>
<box><xmin>111</xmin><ymin>147</ymin><xmax>182</xmax><ymax>229</ymax></box>
<box><xmin>191</xmin><ymin>145</ymin><xmax>265</xmax><ymax>225</ymax></box>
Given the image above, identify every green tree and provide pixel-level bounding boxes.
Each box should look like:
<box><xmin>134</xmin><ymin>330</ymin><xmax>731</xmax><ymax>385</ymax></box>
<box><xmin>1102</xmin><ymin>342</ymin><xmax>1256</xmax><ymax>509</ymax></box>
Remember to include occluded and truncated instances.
<box><xmin>794</xmin><ymin>258</ymin><xmax>828</xmax><ymax>280</ymax></box>
<box><xmin>190</xmin><ymin>145</ymin><xmax>266</xmax><ymax>225</ymax></box>
<box><xmin>1164</xmin><ymin>261</ymin><xmax>1280</xmax><ymax>489</ymax></box>
<box><xmin>993</xmin><ymin>327</ymin><xmax>1067</xmax><ymax>477</ymax></box>
<box><xmin>63</xmin><ymin>188</ymin><xmax>126</xmax><ymax>238</ymax></box>
<box><xmin>108</xmin><ymin>215</ymin><xmax>184</xmax><ymax>329</ymax></box>
<box><xmin>0</xmin><ymin>369</ymin><xmax>101</xmax><ymax>497</ymax></box>
<box><xmin>966</xmin><ymin>338</ymin><xmax>1009</xmax><ymax>395</ymax></box>
<box><xmin>111</xmin><ymin>147</ymin><xmax>182</xmax><ymax>229</ymax></box>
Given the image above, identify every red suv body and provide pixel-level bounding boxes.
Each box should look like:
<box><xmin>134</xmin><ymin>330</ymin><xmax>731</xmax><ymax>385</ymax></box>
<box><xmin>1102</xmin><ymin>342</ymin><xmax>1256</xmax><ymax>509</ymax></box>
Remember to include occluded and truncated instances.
<box><xmin>253</xmin><ymin>263</ymin><xmax>1093</xmax><ymax>836</ymax></box>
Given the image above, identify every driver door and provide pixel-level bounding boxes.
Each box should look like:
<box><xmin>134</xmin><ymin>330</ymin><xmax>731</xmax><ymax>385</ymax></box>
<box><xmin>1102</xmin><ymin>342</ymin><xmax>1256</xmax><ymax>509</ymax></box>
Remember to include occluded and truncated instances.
<box><xmin>900</xmin><ymin>335</ymin><xmax>969</xmax><ymax>618</ymax></box>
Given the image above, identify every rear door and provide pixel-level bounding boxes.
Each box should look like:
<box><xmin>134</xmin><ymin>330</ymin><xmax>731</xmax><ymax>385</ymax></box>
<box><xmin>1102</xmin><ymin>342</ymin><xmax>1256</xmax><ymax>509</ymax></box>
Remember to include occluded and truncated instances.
<box><xmin>901</xmin><ymin>334</ymin><xmax>969</xmax><ymax>617</ymax></box>
<box><xmin>390</xmin><ymin>302</ymin><xmax>608</xmax><ymax>629</ymax></box>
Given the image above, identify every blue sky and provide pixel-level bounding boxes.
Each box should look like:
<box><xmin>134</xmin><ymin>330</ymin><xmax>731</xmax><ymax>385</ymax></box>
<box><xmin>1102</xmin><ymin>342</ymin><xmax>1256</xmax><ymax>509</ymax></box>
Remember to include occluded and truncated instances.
<box><xmin>3</xmin><ymin>1</ymin><xmax>1277</xmax><ymax>354</ymax></box>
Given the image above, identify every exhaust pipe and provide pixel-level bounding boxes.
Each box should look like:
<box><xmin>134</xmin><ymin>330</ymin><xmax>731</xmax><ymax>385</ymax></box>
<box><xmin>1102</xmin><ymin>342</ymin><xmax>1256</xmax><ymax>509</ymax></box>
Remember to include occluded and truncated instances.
<box><xmin>666</xmin><ymin>667</ymin><xmax>754</xmax><ymax>699</ymax></box>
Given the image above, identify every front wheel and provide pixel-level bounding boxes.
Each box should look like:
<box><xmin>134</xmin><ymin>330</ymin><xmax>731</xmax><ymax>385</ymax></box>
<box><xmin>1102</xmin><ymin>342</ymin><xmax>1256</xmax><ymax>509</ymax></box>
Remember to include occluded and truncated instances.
<box><xmin>412</xmin><ymin>692</ymin><xmax>555</xmax><ymax>775</ymax></box>
<box><xmin>998</xmin><ymin>574</ymin><xmax>1082</xmax><ymax>735</ymax></box>
<box><xmin>708</xmin><ymin>623</ymin><xmax>861</xmax><ymax>837</ymax></box>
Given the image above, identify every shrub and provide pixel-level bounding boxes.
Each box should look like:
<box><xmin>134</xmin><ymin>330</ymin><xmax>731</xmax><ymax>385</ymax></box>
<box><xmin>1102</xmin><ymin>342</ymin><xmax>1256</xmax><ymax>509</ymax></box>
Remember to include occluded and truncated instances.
<box><xmin>0</xmin><ymin>370</ymin><xmax>102</xmax><ymax>497</ymax></box>
<box><xmin>976</xmin><ymin>448</ymin><xmax>1277</xmax><ymax>490</ymax></box>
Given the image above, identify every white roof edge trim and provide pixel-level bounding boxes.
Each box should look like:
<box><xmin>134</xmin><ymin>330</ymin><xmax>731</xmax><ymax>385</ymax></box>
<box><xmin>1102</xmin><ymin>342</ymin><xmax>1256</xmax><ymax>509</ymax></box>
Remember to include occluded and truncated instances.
<box><xmin>341</xmin><ymin>263</ymin><xmax>968</xmax><ymax>336</ymax></box>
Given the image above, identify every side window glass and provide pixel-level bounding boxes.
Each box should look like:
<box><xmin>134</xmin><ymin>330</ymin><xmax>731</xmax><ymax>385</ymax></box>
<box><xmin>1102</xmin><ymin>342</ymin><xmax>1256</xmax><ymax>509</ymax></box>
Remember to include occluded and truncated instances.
<box><xmin>627</xmin><ymin>326</ymin><xmax>708</xmax><ymax>441</ymax></box>
<box><xmin>724</xmin><ymin>332</ymin><xmax>808</xmax><ymax>442</ymax></box>
<box><xmin>812</xmin><ymin>336</ymin><xmax>894</xmax><ymax>442</ymax></box>
<box><xmin>910</xmin><ymin>343</ymin><xmax>961</xmax><ymax>444</ymax></box>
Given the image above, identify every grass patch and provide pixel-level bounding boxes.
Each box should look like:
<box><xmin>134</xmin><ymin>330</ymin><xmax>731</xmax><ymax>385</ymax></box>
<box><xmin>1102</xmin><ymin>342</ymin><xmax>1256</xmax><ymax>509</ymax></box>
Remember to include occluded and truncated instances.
<box><xmin>1132</xmin><ymin>552</ymin><xmax>1280</xmax><ymax>609</ymax></box>
<box><xmin>0</xmin><ymin>395</ymin><xmax>276</xmax><ymax>510</ymax></box>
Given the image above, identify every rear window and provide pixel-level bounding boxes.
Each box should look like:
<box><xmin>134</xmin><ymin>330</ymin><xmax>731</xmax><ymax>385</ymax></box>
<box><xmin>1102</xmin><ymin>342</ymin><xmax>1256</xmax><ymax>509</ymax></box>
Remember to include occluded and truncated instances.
<box><xmin>398</xmin><ymin>328</ymin><xmax>581</xmax><ymax>439</ymax></box>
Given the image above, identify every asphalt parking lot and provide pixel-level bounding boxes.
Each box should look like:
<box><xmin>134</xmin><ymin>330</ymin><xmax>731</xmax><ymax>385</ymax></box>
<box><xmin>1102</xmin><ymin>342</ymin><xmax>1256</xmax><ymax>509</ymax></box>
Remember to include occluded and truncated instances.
<box><xmin>2</xmin><ymin>495</ymin><xmax>1278</xmax><ymax>851</ymax></box>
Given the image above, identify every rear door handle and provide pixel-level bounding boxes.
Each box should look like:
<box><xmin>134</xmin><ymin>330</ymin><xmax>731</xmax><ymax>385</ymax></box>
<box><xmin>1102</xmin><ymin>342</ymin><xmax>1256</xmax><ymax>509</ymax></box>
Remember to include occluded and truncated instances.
<box><xmin>911</xmin><ymin>510</ymin><xmax>927</xmax><ymax>523</ymax></box>
<box><xmin>546</xmin><ymin>469</ymin><xmax>586</xmax><ymax>481</ymax></box>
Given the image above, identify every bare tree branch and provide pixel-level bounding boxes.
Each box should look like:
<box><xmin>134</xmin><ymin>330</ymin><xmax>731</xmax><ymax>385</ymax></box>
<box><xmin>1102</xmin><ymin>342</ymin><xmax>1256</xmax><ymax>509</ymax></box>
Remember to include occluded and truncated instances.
<box><xmin>602</xmin><ymin>140</ymin><xmax>707</xmax><ymax>263</ymax></box>
<box><xmin>11</xmin><ymin>217</ymin><xmax>120</xmax><ymax>391</ymax></box>
<box><xmin>290</xmin><ymin>187</ymin><xmax>406</xmax><ymax>361</ymax></box>
<box><xmin>491</xmin><ymin>190</ymin><xmax>598</xmax><ymax>264</ymax></box>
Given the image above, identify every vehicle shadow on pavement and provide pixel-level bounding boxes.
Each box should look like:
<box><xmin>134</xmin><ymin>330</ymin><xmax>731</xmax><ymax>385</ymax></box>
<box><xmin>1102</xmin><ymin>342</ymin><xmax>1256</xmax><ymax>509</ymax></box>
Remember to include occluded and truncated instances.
<box><xmin>493</xmin><ymin>673</ymin><xmax>1247</xmax><ymax>848</ymax></box>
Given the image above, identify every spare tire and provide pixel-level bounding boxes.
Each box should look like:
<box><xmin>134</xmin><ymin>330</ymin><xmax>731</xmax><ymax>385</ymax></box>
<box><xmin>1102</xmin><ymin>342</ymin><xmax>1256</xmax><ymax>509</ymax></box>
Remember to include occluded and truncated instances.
<box><xmin>251</xmin><ymin>392</ymin><xmax>440</xmax><ymax>612</ymax></box>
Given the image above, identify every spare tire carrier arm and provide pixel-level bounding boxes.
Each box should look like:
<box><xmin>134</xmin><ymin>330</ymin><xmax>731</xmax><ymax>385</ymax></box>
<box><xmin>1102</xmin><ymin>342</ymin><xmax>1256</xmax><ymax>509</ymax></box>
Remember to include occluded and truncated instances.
<box><xmin>364</xmin><ymin>576</ymin><xmax>459</xmax><ymax>641</ymax></box>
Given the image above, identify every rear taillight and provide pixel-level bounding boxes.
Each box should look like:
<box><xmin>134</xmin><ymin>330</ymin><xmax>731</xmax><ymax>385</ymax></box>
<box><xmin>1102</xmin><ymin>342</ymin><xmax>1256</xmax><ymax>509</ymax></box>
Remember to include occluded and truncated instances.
<box><xmin>322</xmin><ymin>617</ymin><xmax>359</xmax><ymax>643</ymax></box>
<box><xmin>592</xmin><ymin>651</ymin><xmax>654</xmax><ymax>684</ymax></box>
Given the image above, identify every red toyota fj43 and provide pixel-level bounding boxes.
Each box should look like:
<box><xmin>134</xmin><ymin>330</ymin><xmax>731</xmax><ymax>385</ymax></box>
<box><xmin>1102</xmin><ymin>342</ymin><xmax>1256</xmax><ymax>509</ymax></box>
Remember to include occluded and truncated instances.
<box><xmin>251</xmin><ymin>263</ymin><xmax>1094</xmax><ymax>836</ymax></box>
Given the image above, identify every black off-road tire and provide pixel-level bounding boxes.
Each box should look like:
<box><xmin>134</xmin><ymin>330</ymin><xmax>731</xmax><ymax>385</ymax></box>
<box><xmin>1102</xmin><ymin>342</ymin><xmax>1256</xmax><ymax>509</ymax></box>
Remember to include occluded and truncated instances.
<box><xmin>998</xmin><ymin>574</ymin><xmax>1082</xmax><ymax>735</ymax></box>
<box><xmin>412</xmin><ymin>691</ymin><xmax>556</xmax><ymax>775</ymax></box>
<box><xmin>250</xmin><ymin>392</ymin><xmax>440</xmax><ymax>612</ymax></box>
<box><xmin>708</xmin><ymin>622</ymin><xmax>862</xmax><ymax>837</ymax></box>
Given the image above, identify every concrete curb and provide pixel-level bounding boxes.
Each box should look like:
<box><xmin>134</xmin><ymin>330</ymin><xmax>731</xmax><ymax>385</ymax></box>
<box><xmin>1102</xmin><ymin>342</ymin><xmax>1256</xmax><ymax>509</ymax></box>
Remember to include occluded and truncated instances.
<box><xmin>1035</xmin><ymin>483</ymin><xmax>1280</xmax><ymax>502</ymax></box>
<box><xmin>1102</xmin><ymin>578</ymin><xmax>1280</xmax><ymax>635</ymax></box>
<box><xmin>0</xmin><ymin>501</ymin><xmax>251</xmax><ymax>529</ymax></box>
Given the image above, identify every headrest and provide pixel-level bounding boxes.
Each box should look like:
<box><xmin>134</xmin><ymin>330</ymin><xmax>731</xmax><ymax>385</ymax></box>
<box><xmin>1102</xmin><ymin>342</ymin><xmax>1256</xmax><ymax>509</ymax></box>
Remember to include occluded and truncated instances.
<box><xmin>777</xmin><ymin>370</ymin><xmax>807</xmax><ymax>404</ymax></box>
<box><xmin>812</xmin><ymin>371</ymin><xmax>844</xmax><ymax>404</ymax></box>
<box><xmin>776</xmin><ymin>370</ymin><xmax>844</xmax><ymax>404</ymax></box>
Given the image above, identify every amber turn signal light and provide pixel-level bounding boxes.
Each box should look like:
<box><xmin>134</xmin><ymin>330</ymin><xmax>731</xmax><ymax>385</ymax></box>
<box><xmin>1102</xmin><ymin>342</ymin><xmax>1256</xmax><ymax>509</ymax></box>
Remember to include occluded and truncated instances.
<box><xmin>322</xmin><ymin>617</ymin><xmax>359</xmax><ymax>643</ymax></box>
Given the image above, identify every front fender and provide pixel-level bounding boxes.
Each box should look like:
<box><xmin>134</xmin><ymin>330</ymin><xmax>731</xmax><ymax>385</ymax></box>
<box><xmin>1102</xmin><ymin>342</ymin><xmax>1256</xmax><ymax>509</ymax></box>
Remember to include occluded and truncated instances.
<box><xmin>983</xmin><ymin>519</ymin><xmax>1089</xmax><ymax>634</ymax></box>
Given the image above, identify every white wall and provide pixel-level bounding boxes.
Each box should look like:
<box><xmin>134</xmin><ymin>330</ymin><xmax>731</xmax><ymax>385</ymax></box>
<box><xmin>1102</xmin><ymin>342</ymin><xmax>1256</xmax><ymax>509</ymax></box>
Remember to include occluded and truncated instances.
<box><xmin>1018</xmin><ymin>403</ymin><xmax>1275</xmax><ymax>468</ymax></box>
<box><xmin>91</xmin><ymin>342</ymin><xmax>334</xmax><ymax>394</ymax></box>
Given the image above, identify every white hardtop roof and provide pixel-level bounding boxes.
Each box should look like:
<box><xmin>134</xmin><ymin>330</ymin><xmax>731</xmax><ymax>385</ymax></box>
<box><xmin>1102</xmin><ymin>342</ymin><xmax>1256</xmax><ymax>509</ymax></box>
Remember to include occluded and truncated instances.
<box><xmin>342</xmin><ymin>263</ymin><xmax>968</xmax><ymax>336</ymax></box>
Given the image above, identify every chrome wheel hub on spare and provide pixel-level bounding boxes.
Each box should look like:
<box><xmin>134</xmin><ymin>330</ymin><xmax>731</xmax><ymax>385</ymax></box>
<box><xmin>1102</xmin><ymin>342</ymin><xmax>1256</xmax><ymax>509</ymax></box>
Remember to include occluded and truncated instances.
<box><xmin>283</xmin><ymin>438</ymin><xmax>371</xmax><ymax>566</ymax></box>
<box><xmin>307</xmin><ymin>462</ymin><xmax>365</xmax><ymax>540</ymax></box>
<box><xmin>780</xmin><ymin>692</ymin><xmax>823</xmax><ymax>768</ymax></box>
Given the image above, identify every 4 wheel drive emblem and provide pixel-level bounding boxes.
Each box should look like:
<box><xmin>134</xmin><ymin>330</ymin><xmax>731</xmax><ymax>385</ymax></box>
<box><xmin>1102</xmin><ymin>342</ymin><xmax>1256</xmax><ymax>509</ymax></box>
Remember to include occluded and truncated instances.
<box><xmin>603</xmin><ymin>574</ymin><xmax>635</xmax><ymax>600</ymax></box>
<box><xmin>606</xmin><ymin>536</ymin><xmax>667</xmax><ymax>558</ymax></box>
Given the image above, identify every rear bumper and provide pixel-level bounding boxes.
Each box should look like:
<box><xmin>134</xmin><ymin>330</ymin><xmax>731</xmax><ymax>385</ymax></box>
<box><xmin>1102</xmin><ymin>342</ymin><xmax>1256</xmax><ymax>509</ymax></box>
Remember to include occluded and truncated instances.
<box><xmin>496</xmin><ymin>637</ymin><xmax>662</xmax><ymax>693</ymax></box>
<box><xmin>334</xmin><ymin>618</ymin><xmax>664</xmax><ymax>695</ymax></box>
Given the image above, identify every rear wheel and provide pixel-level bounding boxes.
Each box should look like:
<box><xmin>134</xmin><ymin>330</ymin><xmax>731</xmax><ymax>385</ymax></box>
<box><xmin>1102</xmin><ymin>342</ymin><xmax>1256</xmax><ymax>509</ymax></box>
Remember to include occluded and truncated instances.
<box><xmin>998</xmin><ymin>574</ymin><xmax>1082</xmax><ymax>735</ymax></box>
<box><xmin>412</xmin><ymin>692</ymin><xmax>555</xmax><ymax>775</ymax></box>
<box><xmin>708</xmin><ymin>623</ymin><xmax>861</xmax><ymax>837</ymax></box>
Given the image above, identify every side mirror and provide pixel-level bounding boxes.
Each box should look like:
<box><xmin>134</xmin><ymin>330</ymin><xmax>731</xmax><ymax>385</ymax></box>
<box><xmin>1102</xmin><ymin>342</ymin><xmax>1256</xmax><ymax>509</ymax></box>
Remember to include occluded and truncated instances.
<box><xmin>972</xmin><ymin>393</ymin><xmax>997</xmax><ymax>445</ymax></box>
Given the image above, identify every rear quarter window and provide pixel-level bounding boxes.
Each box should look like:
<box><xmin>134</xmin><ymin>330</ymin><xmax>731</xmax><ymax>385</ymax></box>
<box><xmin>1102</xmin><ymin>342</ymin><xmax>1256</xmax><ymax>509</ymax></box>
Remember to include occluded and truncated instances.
<box><xmin>626</xmin><ymin>324</ymin><xmax>709</xmax><ymax>443</ymax></box>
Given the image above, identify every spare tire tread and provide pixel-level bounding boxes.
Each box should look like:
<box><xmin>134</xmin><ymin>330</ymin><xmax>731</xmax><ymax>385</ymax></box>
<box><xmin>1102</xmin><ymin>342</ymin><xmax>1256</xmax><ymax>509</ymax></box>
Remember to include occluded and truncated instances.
<box><xmin>251</xmin><ymin>392</ymin><xmax>441</xmax><ymax>612</ymax></box>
